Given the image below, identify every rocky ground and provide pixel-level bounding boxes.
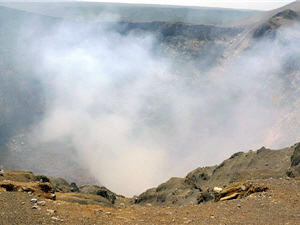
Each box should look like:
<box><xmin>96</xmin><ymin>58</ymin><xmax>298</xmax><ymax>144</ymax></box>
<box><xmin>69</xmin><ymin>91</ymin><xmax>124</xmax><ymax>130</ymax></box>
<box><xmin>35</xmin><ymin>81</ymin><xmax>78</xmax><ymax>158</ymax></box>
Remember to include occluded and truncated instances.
<box><xmin>0</xmin><ymin>178</ymin><xmax>299</xmax><ymax>224</ymax></box>
<box><xmin>1</xmin><ymin>142</ymin><xmax>300</xmax><ymax>224</ymax></box>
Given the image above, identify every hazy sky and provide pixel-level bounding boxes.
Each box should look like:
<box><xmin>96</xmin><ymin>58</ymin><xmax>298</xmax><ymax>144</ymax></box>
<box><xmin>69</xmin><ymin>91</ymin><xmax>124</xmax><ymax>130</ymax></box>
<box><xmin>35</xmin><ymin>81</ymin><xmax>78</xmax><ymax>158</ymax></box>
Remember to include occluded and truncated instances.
<box><xmin>79</xmin><ymin>0</ymin><xmax>295</xmax><ymax>10</ymax></box>
<box><xmin>2</xmin><ymin>0</ymin><xmax>295</xmax><ymax>10</ymax></box>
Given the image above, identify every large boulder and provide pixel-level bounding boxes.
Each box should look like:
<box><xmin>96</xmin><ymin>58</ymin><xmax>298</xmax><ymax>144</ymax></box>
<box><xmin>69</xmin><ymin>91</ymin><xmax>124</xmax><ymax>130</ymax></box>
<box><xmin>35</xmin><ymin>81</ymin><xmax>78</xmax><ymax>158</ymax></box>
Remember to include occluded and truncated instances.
<box><xmin>79</xmin><ymin>185</ymin><xmax>118</xmax><ymax>204</ymax></box>
<box><xmin>48</xmin><ymin>177</ymin><xmax>76</xmax><ymax>193</ymax></box>
<box><xmin>197</xmin><ymin>190</ymin><xmax>214</xmax><ymax>203</ymax></box>
<box><xmin>287</xmin><ymin>142</ymin><xmax>300</xmax><ymax>177</ymax></box>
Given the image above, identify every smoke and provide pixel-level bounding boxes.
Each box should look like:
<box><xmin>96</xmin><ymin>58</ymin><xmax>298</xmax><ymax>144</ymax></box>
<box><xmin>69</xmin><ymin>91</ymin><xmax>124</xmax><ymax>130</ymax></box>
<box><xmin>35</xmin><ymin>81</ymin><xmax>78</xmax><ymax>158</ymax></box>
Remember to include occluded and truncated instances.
<box><xmin>13</xmin><ymin>15</ymin><xmax>300</xmax><ymax>196</ymax></box>
<box><xmin>19</xmin><ymin>21</ymin><xmax>177</xmax><ymax>195</ymax></box>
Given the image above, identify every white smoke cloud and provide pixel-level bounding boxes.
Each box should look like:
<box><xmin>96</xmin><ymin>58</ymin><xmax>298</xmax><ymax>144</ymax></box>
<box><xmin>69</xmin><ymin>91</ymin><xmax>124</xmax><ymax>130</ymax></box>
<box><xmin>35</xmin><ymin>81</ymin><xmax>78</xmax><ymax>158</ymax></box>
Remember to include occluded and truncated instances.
<box><xmin>21</xmin><ymin>22</ymin><xmax>176</xmax><ymax>195</ymax></box>
<box><xmin>15</xmin><ymin>16</ymin><xmax>300</xmax><ymax>196</ymax></box>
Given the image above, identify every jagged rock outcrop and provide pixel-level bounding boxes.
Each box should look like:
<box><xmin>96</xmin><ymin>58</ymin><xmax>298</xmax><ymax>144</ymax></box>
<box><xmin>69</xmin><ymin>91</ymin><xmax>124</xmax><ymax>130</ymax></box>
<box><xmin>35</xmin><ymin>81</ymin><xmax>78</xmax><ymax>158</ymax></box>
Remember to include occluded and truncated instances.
<box><xmin>0</xmin><ymin>180</ymin><xmax>55</xmax><ymax>199</ymax></box>
<box><xmin>136</xmin><ymin>143</ymin><xmax>299</xmax><ymax>206</ymax></box>
<box><xmin>214</xmin><ymin>182</ymin><xmax>268</xmax><ymax>201</ymax></box>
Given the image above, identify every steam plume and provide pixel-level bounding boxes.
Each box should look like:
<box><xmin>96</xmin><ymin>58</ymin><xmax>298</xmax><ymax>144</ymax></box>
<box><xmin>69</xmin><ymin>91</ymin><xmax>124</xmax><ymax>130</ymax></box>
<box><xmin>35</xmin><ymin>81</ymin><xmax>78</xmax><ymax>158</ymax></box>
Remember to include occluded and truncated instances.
<box><xmin>15</xmin><ymin>18</ymin><xmax>300</xmax><ymax>196</ymax></box>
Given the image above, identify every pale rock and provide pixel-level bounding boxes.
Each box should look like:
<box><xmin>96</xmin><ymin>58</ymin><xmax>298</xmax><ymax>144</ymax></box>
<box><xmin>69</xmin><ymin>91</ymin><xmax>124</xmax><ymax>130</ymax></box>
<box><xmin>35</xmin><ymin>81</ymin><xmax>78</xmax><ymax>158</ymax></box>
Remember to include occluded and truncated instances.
<box><xmin>38</xmin><ymin>201</ymin><xmax>46</xmax><ymax>206</ymax></box>
<box><xmin>51</xmin><ymin>217</ymin><xmax>63</xmax><ymax>222</ymax></box>
<box><xmin>46</xmin><ymin>209</ymin><xmax>56</xmax><ymax>213</ymax></box>
<box><xmin>213</xmin><ymin>187</ymin><xmax>222</xmax><ymax>194</ymax></box>
<box><xmin>94</xmin><ymin>209</ymin><xmax>103</xmax><ymax>213</ymax></box>
<box><xmin>30</xmin><ymin>198</ymin><xmax>37</xmax><ymax>203</ymax></box>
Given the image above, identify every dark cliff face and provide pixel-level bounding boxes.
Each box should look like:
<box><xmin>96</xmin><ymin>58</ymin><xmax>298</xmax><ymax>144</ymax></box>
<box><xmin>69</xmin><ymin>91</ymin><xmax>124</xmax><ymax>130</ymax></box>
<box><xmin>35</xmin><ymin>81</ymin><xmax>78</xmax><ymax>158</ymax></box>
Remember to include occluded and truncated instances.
<box><xmin>253</xmin><ymin>9</ymin><xmax>300</xmax><ymax>39</ymax></box>
<box><xmin>289</xmin><ymin>143</ymin><xmax>300</xmax><ymax>177</ymax></box>
<box><xmin>117</xmin><ymin>21</ymin><xmax>242</xmax><ymax>60</ymax></box>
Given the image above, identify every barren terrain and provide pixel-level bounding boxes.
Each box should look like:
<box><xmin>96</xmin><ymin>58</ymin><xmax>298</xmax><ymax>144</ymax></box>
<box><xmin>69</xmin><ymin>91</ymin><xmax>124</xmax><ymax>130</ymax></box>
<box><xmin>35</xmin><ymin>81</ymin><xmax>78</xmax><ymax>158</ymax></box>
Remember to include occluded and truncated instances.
<box><xmin>0</xmin><ymin>178</ymin><xmax>299</xmax><ymax>224</ymax></box>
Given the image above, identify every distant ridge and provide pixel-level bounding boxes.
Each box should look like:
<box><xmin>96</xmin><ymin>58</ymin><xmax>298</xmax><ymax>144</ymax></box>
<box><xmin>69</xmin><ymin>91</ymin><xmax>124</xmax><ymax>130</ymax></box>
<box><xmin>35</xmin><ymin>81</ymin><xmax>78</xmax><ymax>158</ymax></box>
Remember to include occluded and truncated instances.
<box><xmin>0</xmin><ymin>1</ymin><xmax>260</xmax><ymax>24</ymax></box>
